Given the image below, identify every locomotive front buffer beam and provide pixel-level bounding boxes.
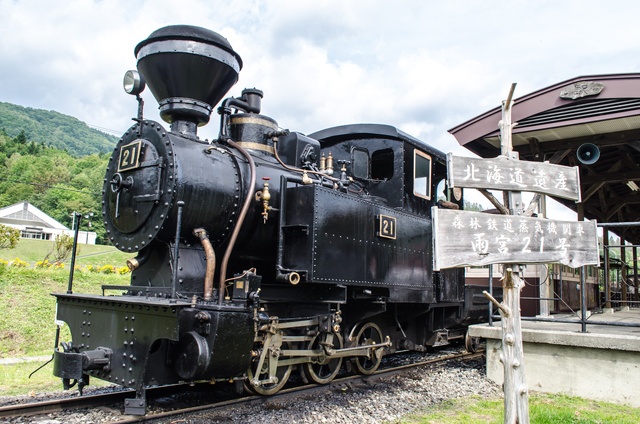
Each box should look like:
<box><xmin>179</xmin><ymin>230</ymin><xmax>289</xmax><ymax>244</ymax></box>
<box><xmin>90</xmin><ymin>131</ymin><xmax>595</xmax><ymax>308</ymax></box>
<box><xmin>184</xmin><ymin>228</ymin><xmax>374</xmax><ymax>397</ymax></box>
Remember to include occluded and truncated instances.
<box><xmin>52</xmin><ymin>293</ymin><xmax>254</xmax><ymax>415</ymax></box>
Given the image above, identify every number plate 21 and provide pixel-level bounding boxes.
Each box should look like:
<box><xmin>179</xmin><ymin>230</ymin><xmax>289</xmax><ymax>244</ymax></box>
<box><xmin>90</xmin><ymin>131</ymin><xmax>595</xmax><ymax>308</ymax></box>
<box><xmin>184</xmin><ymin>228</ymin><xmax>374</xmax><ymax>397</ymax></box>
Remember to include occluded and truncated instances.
<box><xmin>117</xmin><ymin>140</ymin><xmax>142</xmax><ymax>172</ymax></box>
<box><xmin>376</xmin><ymin>214</ymin><xmax>397</xmax><ymax>240</ymax></box>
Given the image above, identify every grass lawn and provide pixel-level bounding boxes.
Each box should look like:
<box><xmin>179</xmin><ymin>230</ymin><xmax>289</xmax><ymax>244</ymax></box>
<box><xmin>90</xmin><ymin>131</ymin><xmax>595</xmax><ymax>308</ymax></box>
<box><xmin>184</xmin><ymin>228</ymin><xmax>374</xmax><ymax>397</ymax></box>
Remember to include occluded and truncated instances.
<box><xmin>0</xmin><ymin>239</ymin><xmax>129</xmax><ymax>397</ymax></box>
<box><xmin>0</xmin><ymin>360</ymin><xmax>114</xmax><ymax>397</ymax></box>
<box><xmin>399</xmin><ymin>393</ymin><xmax>640</xmax><ymax>423</ymax></box>
<box><xmin>0</xmin><ymin>266</ymin><xmax>130</xmax><ymax>357</ymax></box>
<box><xmin>0</xmin><ymin>239</ymin><xmax>131</xmax><ymax>358</ymax></box>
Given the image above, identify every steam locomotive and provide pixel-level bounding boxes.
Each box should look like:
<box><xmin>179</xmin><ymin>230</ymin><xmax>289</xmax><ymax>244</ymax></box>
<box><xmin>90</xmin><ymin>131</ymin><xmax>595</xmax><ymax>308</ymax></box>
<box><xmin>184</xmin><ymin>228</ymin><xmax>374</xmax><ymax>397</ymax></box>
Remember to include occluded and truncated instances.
<box><xmin>52</xmin><ymin>25</ymin><xmax>489</xmax><ymax>415</ymax></box>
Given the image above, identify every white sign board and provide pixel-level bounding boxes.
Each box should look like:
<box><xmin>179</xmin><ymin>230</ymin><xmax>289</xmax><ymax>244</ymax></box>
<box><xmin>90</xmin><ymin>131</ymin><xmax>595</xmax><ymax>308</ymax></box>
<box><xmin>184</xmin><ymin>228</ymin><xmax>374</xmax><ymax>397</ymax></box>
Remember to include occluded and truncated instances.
<box><xmin>447</xmin><ymin>154</ymin><xmax>581</xmax><ymax>202</ymax></box>
<box><xmin>432</xmin><ymin>207</ymin><xmax>599</xmax><ymax>270</ymax></box>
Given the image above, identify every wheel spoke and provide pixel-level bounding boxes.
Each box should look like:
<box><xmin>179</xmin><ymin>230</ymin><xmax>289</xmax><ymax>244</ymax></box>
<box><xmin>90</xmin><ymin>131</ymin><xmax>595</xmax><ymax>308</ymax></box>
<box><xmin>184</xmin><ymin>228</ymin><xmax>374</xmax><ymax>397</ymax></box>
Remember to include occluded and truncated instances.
<box><xmin>304</xmin><ymin>333</ymin><xmax>343</xmax><ymax>384</ymax></box>
<box><xmin>245</xmin><ymin>341</ymin><xmax>292</xmax><ymax>395</ymax></box>
<box><xmin>353</xmin><ymin>322</ymin><xmax>384</xmax><ymax>375</ymax></box>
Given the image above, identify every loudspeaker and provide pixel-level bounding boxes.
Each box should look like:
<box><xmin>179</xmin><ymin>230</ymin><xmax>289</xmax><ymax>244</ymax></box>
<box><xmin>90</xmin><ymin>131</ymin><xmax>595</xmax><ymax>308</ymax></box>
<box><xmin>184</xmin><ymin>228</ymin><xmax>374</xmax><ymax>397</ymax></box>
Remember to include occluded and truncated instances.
<box><xmin>577</xmin><ymin>143</ymin><xmax>600</xmax><ymax>165</ymax></box>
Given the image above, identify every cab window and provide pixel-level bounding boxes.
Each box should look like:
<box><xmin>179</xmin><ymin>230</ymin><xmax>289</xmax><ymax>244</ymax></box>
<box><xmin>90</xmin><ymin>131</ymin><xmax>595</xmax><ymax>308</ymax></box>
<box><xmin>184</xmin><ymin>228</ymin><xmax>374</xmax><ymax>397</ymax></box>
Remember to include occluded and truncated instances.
<box><xmin>371</xmin><ymin>148</ymin><xmax>394</xmax><ymax>181</ymax></box>
<box><xmin>413</xmin><ymin>150</ymin><xmax>432</xmax><ymax>199</ymax></box>
<box><xmin>351</xmin><ymin>148</ymin><xmax>369</xmax><ymax>179</ymax></box>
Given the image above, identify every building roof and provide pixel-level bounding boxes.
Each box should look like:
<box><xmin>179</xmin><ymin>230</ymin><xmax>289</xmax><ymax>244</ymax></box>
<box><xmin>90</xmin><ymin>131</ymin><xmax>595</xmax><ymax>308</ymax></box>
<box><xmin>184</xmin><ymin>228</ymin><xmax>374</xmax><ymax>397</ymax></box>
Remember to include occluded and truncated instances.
<box><xmin>448</xmin><ymin>73</ymin><xmax>640</xmax><ymax>244</ymax></box>
<box><xmin>0</xmin><ymin>201</ymin><xmax>69</xmax><ymax>230</ymax></box>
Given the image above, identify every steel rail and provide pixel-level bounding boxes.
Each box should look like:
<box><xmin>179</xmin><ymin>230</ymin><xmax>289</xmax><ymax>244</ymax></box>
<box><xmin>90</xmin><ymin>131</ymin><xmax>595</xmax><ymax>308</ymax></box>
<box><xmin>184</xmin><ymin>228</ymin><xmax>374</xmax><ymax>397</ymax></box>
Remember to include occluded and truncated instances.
<box><xmin>0</xmin><ymin>384</ymin><xmax>184</xmax><ymax>420</ymax></box>
<box><xmin>0</xmin><ymin>390</ymin><xmax>133</xmax><ymax>419</ymax></box>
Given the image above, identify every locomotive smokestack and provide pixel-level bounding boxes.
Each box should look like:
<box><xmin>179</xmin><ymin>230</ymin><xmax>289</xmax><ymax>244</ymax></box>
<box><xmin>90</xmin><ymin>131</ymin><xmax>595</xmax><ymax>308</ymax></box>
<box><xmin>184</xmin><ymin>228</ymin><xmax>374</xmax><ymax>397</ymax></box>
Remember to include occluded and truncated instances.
<box><xmin>134</xmin><ymin>25</ymin><xmax>242</xmax><ymax>135</ymax></box>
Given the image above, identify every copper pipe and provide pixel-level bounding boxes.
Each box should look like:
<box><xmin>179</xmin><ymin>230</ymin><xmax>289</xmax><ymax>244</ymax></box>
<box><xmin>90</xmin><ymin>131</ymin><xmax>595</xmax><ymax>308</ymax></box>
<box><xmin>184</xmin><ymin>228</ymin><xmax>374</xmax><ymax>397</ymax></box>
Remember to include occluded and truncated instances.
<box><xmin>218</xmin><ymin>139</ymin><xmax>256</xmax><ymax>304</ymax></box>
<box><xmin>126</xmin><ymin>247</ymin><xmax>152</xmax><ymax>272</ymax></box>
<box><xmin>193</xmin><ymin>228</ymin><xmax>216</xmax><ymax>301</ymax></box>
<box><xmin>272</xmin><ymin>139</ymin><xmax>339</xmax><ymax>182</ymax></box>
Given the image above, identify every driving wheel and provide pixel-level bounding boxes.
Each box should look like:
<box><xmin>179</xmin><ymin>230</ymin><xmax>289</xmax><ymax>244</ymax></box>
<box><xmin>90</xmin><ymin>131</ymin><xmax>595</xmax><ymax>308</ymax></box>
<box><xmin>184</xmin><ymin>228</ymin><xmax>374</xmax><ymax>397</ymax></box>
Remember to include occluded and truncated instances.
<box><xmin>352</xmin><ymin>322</ymin><xmax>384</xmax><ymax>375</ymax></box>
<box><xmin>304</xmin><ymin>333</ymin><xmax>343</xmax><ymax>384</ymax></box>
<box><xmin>465</xmin><ymin>330</ymin><xmax>480</xmax><ymax>353</ymax></box>
<box><xmin>245</xmin><ymin>342</ymin><xmax>292</xmax><ymax>395</ymax></box>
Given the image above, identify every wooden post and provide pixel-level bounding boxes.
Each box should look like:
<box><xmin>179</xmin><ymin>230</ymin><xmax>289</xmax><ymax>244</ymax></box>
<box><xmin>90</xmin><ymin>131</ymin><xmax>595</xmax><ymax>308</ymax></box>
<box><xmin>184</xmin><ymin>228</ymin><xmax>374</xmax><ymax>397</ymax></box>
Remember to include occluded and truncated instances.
<box><xmin>621</xmin><ymin>238</ymin><xmax>628</xmax><ymax>309</ymax></box>
<box><xmin>634</xmin><ymin>246</ymin><xmax>638</xmax><ymax>303</ymax></box>
<box><xmin>496</xmin><ymin>83</ymin><xmax>530</xmax><ymax>424</ymax></box>
<box><xmin>603</xmin><ymin>227</ymin><xmax>611</xmax><ymax>310</ymax></box>
<box><xmin>538</xmin><ymin>195</ymin><xmax>550</xmax><ymax>316</ymax></box>
<box><xmin>496</xmin><ymin>268</ymin><xmax>529</xmax><ymax>423</ymax></box>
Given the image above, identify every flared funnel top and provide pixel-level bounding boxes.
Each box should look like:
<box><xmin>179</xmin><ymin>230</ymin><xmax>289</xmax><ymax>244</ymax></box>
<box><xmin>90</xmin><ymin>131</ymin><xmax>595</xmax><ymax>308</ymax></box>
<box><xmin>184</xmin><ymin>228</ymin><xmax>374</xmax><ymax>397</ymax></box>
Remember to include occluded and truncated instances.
<box><xmin>135</xmin><ymin>25</ymin><xmax>242</xmax><ymax>126</ymax></box>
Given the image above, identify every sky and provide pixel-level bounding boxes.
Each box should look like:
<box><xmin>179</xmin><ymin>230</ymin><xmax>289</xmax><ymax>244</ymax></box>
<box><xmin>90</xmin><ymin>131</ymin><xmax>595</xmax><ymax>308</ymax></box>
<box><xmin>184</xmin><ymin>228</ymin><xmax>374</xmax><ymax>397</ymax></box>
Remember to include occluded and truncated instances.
<box><xmin>1</xmin><ymin>0</ymin><xmax>639</xmax><ymax>218</ymax></box>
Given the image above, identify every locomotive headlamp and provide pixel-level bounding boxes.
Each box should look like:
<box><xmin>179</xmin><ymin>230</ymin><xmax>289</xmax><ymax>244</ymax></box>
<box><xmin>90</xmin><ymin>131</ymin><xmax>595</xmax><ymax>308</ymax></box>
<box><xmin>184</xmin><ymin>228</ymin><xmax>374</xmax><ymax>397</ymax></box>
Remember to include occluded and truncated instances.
<box><xmin>123</xmin><ymin>70</ymin><xmax>146</xmax><ymax>95</ymax></box>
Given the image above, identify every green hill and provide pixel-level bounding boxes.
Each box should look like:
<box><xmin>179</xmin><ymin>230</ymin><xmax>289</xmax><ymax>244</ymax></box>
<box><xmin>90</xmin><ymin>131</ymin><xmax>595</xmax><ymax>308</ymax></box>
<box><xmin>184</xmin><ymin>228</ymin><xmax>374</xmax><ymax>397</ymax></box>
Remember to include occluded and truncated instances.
<box><xmin>0</xmin><ymin>102</ymin><xmax>118</xmax><ymax>156</ymax></box>
<box><xmin>0</xmin><ymin>107</ymin><xmax>113</xmax><ymax>242</ymax></box>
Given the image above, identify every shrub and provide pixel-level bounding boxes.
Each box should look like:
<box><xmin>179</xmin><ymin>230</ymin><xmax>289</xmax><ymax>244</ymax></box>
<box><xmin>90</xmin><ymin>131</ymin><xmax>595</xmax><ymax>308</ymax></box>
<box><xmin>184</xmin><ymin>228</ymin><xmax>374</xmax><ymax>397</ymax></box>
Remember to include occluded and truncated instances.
<box><xmin>0</xmin><ymin>224</ymin><xmax>20</xmax><ymax>250</ymax></box>
<box><xmin>99</xmin><ymin>265</ymin><xmax>116</xmax><ymax>274</ymax></box>
<box><xmin>41</xmin><ymin>233</ymin><xmax>78</xmax><ymax>266</ymax></box>
<box><xmin>35</xmin><ymin>260</ymin><xmax>52</xmax><ymax>269</ymax></box>
<box><xmin>10</xmin><ymin>258</ymin><xmax>28</xmax><ymax>268</ymax></box>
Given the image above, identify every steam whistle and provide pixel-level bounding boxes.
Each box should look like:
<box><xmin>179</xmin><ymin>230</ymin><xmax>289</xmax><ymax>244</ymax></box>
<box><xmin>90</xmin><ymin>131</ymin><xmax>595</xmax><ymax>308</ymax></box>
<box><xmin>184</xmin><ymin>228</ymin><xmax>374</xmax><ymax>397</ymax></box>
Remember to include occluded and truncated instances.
<box><xmin>319</xmin><ymin>152</ymin><xmax>334</xmax><ymax>175</ymax></box>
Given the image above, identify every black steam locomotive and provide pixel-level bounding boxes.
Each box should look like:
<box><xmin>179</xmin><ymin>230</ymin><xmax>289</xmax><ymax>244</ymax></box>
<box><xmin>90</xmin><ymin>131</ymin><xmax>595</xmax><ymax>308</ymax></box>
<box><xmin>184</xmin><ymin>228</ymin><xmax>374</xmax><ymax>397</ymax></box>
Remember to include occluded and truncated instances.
<box><xmin>52</xmin><ymin>25</ymin><xmax>488</xmax><ymax>415</ymax></box>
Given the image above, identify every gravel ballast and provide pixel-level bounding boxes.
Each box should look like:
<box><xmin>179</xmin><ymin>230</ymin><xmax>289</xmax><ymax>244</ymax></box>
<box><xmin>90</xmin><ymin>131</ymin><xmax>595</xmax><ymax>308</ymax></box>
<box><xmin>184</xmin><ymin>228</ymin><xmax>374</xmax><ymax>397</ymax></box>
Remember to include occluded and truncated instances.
<box><xmin>2</xmin><ymin>356</ymin><xmax>502</xmax><ymax>423</ymax></box>
<box><xmin>164</xmin><ymin>358</ymin><xmax>502</xmax><ymax>424</ymax></box>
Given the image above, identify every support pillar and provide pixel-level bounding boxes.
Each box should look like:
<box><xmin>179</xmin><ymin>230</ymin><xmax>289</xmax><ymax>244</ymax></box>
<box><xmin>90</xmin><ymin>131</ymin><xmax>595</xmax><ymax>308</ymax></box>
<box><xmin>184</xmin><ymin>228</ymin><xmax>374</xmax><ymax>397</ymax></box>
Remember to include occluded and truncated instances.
<box><xmin>621</xmin><ymin>238</ymin><xmax>629</xmax><ymax>311</ymax></box>
<box><xmin>603</xmin><ymin>227</ymin><xmax>613</xmax><ymax>312</ymax></box>
<box><xmin>634</xmin><ymin>246</ymin><xmax>638</xmax><ymax>304</ymax></box>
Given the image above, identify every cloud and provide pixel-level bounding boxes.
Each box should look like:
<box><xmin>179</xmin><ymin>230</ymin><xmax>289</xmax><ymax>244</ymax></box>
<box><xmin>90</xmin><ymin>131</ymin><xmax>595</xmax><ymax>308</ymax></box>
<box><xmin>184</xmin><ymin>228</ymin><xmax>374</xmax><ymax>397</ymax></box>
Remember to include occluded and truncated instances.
<box><xmin>2</xmin><ymin>0</ymin><xmax>640</xmax><ymax>147</ymax></box>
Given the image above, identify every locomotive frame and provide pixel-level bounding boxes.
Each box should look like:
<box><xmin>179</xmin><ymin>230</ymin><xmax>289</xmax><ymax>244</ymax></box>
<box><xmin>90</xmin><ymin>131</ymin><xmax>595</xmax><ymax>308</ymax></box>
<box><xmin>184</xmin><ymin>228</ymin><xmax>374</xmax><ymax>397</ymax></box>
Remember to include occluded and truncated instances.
<box><xmin>51</xmin><ymin>25</ymin><xmax>492</xmax><ymax>415</ymax></box>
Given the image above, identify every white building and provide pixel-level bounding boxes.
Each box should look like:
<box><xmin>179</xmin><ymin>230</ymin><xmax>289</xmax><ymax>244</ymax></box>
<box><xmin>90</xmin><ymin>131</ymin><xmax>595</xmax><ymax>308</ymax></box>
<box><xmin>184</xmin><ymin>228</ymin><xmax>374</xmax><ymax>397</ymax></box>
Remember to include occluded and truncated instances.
<box><xmin>0</xmin><ymin>201</ymin><xmax>96</xmax><ymax>244</ymax></box>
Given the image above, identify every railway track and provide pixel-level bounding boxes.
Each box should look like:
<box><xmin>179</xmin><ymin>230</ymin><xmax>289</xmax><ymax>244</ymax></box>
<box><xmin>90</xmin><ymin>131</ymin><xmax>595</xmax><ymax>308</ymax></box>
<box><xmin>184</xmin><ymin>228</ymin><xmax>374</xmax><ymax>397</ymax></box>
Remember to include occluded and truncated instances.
<box><xmin>0</xmin><ymin>384</ymin><xmax>186</xmax><ymax>421</ymax></box>
<box><xmin>0</xmin><ymin>390</ymin><xmax>131</xmax><ymax>419</ymax></box>
<box><xmin>0</xmin><ymin>349</ymin><xmax>484</xmax><ymax>422</ymax></box>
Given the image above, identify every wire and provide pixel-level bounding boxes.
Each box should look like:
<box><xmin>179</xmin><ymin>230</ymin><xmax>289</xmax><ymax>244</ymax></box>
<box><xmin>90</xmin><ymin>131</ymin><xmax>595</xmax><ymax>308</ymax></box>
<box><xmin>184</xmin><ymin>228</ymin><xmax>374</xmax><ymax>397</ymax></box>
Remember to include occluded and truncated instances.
<box><xmin>86</xmin><ymin>124</ymin><xmax>124</xmax><ymax>136</ymax></box>
<box><xmin>0</xmin><ymin>177</ymin><xmax>100</xmax><ymax>195</ymax></box>
<box><xmin>224</xmin><ymin>267</ymin><xmax>258</xmax><ymax>285</ymax></box>
<box><xmin>224</xmin><ymin>268</ymin><xmax>257</xmax><ymax>299</ymax></box>
<box><xmin>618</xmin><ymin>278</ymin><xmax>638</xmax><ymax>289</ymax></box>
<box><xmin>522</xmin><ymin>264</ymin><xmax>549</xmax><ymax>287</ymax></box>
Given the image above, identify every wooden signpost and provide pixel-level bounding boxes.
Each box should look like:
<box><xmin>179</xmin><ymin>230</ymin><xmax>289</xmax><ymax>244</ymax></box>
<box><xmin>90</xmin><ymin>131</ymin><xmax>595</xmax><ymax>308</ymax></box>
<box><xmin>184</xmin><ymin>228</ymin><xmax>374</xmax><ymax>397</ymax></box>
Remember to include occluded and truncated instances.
<box><xmin>433</xmin><ymin>84</ymin><xmax>599</xmax><ymax>424</ymax></box>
